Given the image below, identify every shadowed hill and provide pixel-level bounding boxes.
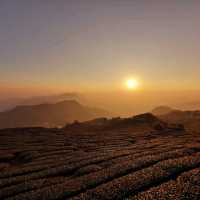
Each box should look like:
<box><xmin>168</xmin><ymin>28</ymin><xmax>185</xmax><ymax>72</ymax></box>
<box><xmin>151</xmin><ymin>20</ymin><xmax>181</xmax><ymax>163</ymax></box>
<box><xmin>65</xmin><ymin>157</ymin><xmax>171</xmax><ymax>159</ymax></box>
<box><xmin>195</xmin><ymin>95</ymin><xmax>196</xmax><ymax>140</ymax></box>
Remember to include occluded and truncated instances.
<box><xmin>0</xmin><ymin>100</ymin><xmax>110</xmax><ymax>129</ymax></box>
<box><xmin>65</xmin><ymin>113</ymin><xmax>184</xmax><ymax>134</ymax></box>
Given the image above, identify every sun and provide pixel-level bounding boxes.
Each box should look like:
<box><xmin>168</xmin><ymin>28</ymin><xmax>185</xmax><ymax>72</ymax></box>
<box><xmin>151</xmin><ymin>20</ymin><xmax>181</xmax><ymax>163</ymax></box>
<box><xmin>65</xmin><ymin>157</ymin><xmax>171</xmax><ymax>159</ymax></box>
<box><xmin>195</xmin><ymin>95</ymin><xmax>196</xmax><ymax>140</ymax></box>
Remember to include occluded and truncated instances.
<box><xmin>125</xmin><ymin>79</ymin><xmax>139</xmax><ymax>90</ymax></box>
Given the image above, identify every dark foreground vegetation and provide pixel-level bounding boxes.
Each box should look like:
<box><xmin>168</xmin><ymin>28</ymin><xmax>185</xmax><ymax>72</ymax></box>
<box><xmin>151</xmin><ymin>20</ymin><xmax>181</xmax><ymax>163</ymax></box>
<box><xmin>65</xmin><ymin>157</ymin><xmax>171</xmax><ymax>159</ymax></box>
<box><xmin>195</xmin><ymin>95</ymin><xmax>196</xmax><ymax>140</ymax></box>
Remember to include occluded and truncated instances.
<box><xmin>0</xmin><ymin>113</ymin><xmax>199</xmax><ymax>200</ymax></box>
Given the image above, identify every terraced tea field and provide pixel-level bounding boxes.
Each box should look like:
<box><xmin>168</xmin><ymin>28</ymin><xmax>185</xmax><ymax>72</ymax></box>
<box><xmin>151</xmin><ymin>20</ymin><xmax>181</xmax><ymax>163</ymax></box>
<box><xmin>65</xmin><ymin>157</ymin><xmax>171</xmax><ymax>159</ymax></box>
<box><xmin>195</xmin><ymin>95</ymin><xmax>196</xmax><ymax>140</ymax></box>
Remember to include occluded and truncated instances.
<box><xmin>0</xmin><ymin>116</ymin><xmax>199</xmax><ymax>200</ymax></box>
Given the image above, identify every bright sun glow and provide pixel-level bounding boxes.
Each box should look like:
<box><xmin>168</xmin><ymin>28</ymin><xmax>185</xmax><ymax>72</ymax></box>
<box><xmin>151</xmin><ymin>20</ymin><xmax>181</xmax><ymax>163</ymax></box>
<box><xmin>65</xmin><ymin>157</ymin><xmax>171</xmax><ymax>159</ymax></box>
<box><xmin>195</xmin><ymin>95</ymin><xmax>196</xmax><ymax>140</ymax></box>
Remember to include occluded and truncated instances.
<box><xmin>125</xmin><ymin>79</ymin><xmax>139</xmax><ymax>90</ymax></box>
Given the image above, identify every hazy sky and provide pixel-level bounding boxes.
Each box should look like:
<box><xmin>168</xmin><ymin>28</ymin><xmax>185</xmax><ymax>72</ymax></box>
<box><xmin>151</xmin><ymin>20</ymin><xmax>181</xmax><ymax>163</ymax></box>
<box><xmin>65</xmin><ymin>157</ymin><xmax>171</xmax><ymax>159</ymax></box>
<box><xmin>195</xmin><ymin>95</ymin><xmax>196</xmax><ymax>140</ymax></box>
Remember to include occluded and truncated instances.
<box><xmin>1</xmin><ymin>0</ymin><xmax>200</xmax><ymax>96</ymax></box>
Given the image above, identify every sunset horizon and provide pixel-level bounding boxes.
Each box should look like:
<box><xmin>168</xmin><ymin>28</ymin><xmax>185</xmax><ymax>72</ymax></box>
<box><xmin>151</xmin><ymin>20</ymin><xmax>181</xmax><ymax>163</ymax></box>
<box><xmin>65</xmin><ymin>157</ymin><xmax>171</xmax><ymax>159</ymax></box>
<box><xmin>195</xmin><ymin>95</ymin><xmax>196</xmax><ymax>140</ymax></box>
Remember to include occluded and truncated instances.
<box><xmin>1</xmin><ymin>1</ymin><xmax>200</xmax><ymax>98</ymax></box>
<box><xmin>0</xmin><ymin>1</ymin><xmax>200</xmax><ymax>199</ymax></box>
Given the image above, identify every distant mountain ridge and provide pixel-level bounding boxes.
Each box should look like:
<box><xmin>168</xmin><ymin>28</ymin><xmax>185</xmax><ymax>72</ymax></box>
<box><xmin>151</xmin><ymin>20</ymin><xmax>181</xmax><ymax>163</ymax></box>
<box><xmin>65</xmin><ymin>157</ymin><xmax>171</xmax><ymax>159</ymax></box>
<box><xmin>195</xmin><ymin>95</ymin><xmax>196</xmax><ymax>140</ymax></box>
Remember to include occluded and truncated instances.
<box><xmin>21</xmin><ymin>93</ymin><xmax>84</xmax><ymax>105</ymax></box>
<box><xmin>0</xmin><ymin>100</ymin><xmax>110</xmax><ymax>129</ymax></box>
<box><xmin>0</xmin><ymin>92</ymin><xmax>83</xmax><ymax>112</ymax></box>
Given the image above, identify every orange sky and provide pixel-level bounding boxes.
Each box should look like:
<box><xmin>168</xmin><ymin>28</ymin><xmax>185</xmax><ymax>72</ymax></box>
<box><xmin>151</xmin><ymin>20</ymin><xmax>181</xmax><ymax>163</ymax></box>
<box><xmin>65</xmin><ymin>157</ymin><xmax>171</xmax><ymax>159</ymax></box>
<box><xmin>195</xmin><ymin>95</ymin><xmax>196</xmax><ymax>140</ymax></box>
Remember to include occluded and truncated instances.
<box><xmin>1</xmin><ymin>1</ymin><xmax>200</xmax><ymax>115</ymax></box>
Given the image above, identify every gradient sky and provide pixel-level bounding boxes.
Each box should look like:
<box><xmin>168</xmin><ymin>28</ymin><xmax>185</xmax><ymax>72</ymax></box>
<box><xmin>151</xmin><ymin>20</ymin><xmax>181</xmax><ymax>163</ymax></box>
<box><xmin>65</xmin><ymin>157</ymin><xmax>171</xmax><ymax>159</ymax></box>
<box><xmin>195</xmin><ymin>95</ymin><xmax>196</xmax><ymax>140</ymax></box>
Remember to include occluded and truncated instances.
<box><xmin>1</xmin><ymin>0</ymin><xmax>200</xmax><ymax>95</ymax></box>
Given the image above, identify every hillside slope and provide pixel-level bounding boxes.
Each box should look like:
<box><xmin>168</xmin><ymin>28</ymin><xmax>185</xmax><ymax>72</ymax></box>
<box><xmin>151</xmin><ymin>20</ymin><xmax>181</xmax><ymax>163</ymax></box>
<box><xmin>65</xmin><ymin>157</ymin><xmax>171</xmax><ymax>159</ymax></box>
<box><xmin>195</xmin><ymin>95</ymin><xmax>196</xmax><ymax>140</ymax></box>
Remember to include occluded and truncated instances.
<box><xmin>0</xmin><ymin>113</ymin><xmax>199</xmax><ymax>200</ymax></box>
